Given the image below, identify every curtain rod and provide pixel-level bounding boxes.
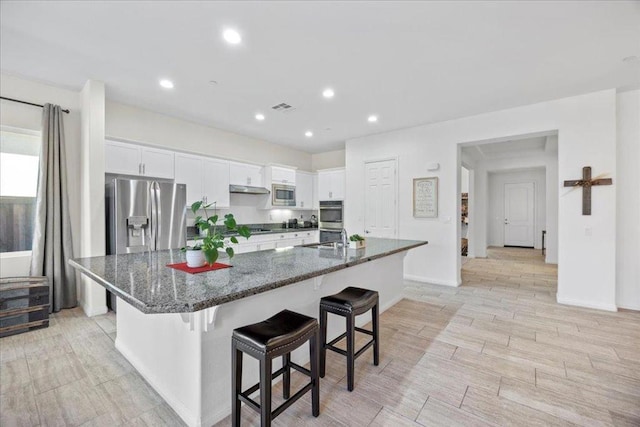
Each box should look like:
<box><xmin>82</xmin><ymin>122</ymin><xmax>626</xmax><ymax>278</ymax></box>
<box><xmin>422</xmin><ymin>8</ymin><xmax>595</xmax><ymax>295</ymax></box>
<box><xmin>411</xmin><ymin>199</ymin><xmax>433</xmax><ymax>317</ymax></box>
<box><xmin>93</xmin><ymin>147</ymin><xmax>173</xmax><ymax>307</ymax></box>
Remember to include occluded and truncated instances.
<box><xmin>0</xmin><ymin>96</ymin><xmax>70</xmax><ymax>114</ymax></box>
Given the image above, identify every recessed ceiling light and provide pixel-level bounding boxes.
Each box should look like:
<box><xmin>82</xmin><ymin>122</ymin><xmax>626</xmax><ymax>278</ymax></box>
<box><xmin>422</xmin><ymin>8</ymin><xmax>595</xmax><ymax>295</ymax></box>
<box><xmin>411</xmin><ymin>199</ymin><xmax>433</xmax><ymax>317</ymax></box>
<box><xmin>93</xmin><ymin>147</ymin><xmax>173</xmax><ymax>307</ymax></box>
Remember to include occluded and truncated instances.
<box><xmin>322</xmin><ymin>88</ymin><xmax>335</xmax><ymax>99</ymax></box>
<box><xmin>255</xmin><ymin>113</ymin><xmax>265</xmax><ymax>121</ymax></box>
<box><xmin>367</xmin><ymin>115</ymin><xmax>378</xmax><ymax>123</ymax></box>
<box><xmin>223</xmin><ymin>28</ymin><xmax>242</xmax><ymax>45</ymax></box>
<box><xmin>159</xmin><ymin>79</ymin><xmax>174</xmax><ymax>89</ymax></box>
<box><xmin>305</xmin><ymin>131</ymin><xmax>313</xmax><ymax>137</ymax></box>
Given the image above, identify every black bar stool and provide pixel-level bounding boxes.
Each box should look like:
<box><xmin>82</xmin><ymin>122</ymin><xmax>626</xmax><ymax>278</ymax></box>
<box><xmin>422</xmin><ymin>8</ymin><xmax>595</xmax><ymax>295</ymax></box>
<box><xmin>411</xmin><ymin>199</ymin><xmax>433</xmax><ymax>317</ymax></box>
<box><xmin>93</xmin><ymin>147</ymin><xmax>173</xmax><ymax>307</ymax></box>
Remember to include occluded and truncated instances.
<box><xmin>319</xmin><ymin>287</ymin><xmax>379</xmax><ymax>391</ymax></box>
<box><xmin>232</xmin><ymin>309</ymin><xmax>320</xmax><ymax>427</ymax></box>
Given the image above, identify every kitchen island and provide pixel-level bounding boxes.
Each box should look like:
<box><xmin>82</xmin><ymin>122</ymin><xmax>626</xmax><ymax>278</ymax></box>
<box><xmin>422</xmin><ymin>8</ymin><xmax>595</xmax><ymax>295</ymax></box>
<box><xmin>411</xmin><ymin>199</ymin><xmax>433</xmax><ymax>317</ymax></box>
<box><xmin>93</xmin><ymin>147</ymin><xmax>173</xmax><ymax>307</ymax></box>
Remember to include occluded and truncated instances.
<box><xmin>70</xmin><ymin>237</ymin><xmax>427</xmax><ymax>427</ymax></box>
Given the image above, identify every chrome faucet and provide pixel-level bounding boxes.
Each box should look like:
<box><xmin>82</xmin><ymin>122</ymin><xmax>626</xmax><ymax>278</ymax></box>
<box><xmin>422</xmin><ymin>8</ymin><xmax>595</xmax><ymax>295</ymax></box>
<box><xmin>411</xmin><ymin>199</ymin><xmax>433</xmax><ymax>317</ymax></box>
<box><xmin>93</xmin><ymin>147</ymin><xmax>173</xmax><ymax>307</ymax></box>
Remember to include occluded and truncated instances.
<box><xmin>340</xmin><ymin>228</ymin><xmax>348</xmax><ymax>248</ymax></box>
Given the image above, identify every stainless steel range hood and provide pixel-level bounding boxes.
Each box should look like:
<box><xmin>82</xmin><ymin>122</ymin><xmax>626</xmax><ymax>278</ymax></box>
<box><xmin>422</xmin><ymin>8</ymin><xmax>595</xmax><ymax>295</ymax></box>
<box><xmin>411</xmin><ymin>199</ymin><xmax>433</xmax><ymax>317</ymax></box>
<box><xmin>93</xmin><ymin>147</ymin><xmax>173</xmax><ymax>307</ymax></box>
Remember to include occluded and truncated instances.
<box><xmin>229</xmin><ymin>184</ymin><xmax>270</xmax><ymax>195</ymax></box>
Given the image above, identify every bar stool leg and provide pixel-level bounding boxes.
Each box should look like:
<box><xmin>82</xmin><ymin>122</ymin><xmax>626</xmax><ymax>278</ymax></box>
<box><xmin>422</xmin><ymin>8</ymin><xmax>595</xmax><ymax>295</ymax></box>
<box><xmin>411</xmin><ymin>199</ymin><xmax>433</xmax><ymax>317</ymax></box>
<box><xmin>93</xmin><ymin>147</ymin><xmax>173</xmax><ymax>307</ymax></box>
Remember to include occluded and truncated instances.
<box><xmin>282</xmin><ymin>353</ymin><xmax>291</xmax><ymax>399</ymax></box>
<box><xmin>319</xmin><ymin>306</ymin><xmax>327</xmax><ymax>378</ymax></box>
<box><xmin>309</xmin><ymin>331</ymin><xmax>320</xmax><ymax>417</ymax></box>
<box><xmin>231</xmin><ymin>341</ymin><xmax>242</xmax><ymax>427</ymax></box>
<box><xmin>372</xmin><ymin>302</ymin><xmax>379</xmax><ymax>366</ymax></box>
<box><xmin>346</xmin><ymin>314</ymin><xmax>355</xmax><ymax>392</ymax></box>
<box><xmin>259</xmin><ymin>357</ymin><xmax>272</xmax><ymax>427</ymax></box>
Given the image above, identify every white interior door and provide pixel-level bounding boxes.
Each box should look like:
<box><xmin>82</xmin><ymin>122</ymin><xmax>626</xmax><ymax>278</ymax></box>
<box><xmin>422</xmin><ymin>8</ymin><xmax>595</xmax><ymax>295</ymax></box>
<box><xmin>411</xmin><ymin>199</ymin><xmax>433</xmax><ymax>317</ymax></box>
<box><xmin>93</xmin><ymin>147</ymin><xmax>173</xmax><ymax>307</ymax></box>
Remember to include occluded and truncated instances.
<box><xmin>504</xmin><ymin>182</ymin><xmax>535</xmax><ymax>247</ymax></box>
<box><xmin>364</xmin><ymin>159</ymin><xmax>397</xmax><ymax>238</ymax></box>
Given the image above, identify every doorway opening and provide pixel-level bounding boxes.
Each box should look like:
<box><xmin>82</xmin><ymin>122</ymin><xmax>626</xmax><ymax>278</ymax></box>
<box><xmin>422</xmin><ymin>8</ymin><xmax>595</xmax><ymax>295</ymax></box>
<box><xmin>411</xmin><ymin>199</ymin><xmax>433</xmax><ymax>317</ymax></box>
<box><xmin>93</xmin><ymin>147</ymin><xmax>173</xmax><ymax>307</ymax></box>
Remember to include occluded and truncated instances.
<box><xmin>458</xmin><ymin>131</ymin><xmax>558</xmax><ymax>285</ymax></box>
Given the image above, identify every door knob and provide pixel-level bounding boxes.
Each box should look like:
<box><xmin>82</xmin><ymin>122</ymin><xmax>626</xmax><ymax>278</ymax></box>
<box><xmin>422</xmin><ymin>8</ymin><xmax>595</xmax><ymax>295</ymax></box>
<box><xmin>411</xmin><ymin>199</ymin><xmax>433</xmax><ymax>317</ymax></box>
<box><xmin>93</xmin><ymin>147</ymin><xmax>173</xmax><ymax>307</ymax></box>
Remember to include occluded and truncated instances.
<box><xmin>365</xmin><ymin>230</ymin><xmax>370</xmax><ymax>234</ymax></box>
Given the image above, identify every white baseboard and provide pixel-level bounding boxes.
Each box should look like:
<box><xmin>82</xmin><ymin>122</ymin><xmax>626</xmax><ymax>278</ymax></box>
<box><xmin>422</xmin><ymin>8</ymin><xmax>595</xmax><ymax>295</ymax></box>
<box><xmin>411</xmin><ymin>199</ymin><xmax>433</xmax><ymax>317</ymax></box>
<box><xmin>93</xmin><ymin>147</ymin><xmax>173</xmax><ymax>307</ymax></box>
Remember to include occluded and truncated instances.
<box><xmin>116</xmin><ymin>339</ymin><xmax>199</xmax><ymax>427</ymax></box>
<box><xmin>617</xmin><ymin>302</ymin><xmax>640</xmax><ymax>311</ymax></box>
<box><xmin>556</xmin><ymin>295</ymin><xmax>618</xmax><ymax>312</ymax></box>
<box><xmin>403</xmin><ymin>274</ymin><xmax>459</xmax><ymax>287</ymax></box>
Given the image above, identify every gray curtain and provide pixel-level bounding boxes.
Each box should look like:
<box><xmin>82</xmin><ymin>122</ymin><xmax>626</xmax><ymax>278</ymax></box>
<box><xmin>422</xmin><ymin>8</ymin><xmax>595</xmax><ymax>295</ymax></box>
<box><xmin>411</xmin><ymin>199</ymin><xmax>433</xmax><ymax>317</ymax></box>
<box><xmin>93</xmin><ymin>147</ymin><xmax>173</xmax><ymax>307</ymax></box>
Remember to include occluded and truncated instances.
<box><xmin>30</xmin><ymin>104</ymin><xmax>76</xmax><ymax>312</ymax></box>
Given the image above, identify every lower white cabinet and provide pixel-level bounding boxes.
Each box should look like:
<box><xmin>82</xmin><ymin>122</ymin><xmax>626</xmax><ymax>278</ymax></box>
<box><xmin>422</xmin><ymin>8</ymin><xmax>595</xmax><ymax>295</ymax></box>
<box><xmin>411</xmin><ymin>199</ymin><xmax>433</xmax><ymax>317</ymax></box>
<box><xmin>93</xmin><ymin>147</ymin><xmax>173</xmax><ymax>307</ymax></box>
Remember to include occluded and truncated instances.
<box><xmin>188</xmin><ymin>231</ymin><xmax>318</xmax><ymax>255</ymax></box>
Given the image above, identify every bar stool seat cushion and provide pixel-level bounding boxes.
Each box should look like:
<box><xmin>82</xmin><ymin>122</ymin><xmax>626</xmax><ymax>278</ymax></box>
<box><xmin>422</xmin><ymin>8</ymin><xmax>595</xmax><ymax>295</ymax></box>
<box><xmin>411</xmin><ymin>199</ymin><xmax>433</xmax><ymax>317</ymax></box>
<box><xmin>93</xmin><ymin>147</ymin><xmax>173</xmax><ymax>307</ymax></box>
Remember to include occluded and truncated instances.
<box><xmin>320</xmin><ymin>287</ymin><xmax>378</xmax><ymax>313</ymax></box>
<box><xmin>233</xmin><ymin>309</ymin><xmax>317</xmax><ymax>353</ymax></box>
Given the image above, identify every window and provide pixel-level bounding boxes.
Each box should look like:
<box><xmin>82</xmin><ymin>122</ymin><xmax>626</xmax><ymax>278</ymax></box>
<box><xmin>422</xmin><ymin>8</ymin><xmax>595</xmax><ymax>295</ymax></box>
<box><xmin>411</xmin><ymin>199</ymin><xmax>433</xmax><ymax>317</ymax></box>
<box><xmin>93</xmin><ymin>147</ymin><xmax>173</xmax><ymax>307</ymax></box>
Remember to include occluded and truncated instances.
<box><xmin>0</xmin><ymin>127</ymin><xmax>41</xmax><ymax>253</ymax></box>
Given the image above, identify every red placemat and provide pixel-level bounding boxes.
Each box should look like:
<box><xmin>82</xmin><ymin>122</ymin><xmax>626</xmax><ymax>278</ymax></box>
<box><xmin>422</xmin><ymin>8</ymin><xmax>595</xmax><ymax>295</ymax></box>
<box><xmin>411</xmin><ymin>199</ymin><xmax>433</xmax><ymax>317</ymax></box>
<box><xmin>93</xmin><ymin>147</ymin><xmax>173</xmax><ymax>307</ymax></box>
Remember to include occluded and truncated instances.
<box><xmin>166</xmin><ymin>262</ymin><xmax>232</xmax><ymax>274</ymax></box>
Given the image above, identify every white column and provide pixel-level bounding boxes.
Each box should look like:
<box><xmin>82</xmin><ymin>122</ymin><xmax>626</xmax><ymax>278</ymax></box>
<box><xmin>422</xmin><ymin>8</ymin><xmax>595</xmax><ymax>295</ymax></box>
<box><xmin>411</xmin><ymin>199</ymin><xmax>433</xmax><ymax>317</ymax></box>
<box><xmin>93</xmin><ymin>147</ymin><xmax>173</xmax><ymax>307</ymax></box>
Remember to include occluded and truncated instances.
<box><xmin>79</xmin><ymin>80</ymin><xmax>107</xmax><ymax>316</ymax></box>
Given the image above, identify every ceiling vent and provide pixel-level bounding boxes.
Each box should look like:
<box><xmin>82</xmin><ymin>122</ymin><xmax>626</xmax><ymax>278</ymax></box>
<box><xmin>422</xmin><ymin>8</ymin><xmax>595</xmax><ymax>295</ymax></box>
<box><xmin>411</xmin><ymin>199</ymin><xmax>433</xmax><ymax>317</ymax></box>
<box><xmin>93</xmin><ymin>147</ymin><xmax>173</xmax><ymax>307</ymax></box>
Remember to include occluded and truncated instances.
<box><xmin>271</xmin><ymin>102</ymin><xmax>296</xmax><ymax>113</ymax></box>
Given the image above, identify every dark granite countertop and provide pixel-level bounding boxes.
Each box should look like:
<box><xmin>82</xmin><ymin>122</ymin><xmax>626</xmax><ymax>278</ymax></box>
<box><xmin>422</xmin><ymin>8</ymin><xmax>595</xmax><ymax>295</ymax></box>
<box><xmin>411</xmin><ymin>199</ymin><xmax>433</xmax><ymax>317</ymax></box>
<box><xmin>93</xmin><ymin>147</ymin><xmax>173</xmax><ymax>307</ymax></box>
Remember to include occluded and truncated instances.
<box><xmin>69</xmin><ymin>238</ymin><xmax>427</xmax><ymax>314</ymax></box>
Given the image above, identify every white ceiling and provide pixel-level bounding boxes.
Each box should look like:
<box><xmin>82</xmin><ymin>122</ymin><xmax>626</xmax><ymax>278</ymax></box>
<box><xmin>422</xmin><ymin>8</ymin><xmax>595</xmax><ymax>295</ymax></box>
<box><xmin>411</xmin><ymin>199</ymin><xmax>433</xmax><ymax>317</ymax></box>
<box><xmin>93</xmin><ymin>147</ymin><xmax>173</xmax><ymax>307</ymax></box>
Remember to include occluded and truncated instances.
<box><xmin>1</xmin><ymin>1</ymin><xmax>639</xmax><ymax>154</ymax></box>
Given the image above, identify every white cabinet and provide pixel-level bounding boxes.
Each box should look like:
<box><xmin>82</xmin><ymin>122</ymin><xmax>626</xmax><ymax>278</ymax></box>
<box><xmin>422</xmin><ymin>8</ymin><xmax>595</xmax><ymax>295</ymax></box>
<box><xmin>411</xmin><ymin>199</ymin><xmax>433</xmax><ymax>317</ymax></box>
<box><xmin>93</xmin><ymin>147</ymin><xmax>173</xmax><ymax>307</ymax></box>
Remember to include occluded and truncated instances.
<box><xmin>270</xmin><ymin>166</ymin><xmax>296</xmax><ymax>185</ymax></box>
<box><xmin>105</xmin><ymin>140</ymin><xmax>140</xmax><ymax>176</ymax></box>
<box><xmin>175</xmin><ymin>154</ymin><xmax>230</xmax><ymax>207</ymax></box>
<box><xmin>175</xmin><ymin>154</ymin><xmax>203</xmax><ymax>206</ymax></box>
<box><xmin>203</xmin><ymin>158</ymin><xmax>230</xmax><ymax>208</ymax></box>
<box><xmin>229</xmin><ymin>161</ymin><xmax>263</xmax><ymax>187</ymax></box>
<box><xmin>192</xmin><ymin>230</ymin><xmax>318</xmax><ymax>255</ymax></box>
<box><xmin>312</xmin><ymin>174</ymin><xmax>319</xmax><ymax>209</ymax></box>
<box><xmin>105</xmin><ymin>140</ymin><xmax>174</xmax><ymax>179</ymax></box>
<box><xmin>317</xmin><ymin>168</ymin><xmax>345</xmax><ymax>201</ymax></box>
<box><xmin>140</xmin><ymin>147</ymin><xmax>174</xmax><ymax>179</ymax></box>
<box><xmin>296</xmin><ymin>171</ymin><xmax>314</xmax><ymax>209</ymax></box>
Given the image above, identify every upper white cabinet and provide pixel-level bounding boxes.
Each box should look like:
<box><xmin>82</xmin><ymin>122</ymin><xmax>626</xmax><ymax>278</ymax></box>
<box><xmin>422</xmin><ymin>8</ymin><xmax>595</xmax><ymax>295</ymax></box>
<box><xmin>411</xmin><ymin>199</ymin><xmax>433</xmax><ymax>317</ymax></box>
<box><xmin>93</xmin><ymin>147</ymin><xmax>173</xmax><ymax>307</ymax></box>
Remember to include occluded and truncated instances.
<box><xmin>141</xmin><ymin>147</ymin><xmax>174</xmax><ymax>179</ymax></box>
<box><xmin>175</xmin><ymin>153</ymin><xmax>230</xmax><ymax>207</ymax></box>
<box><xmin>174</xmin><ymin>153</ymin><xmax>203</xmax><ymax>206</ymax></box>
<box><xmin>229</xmin><ymin>161</ymin><xmax>263</xmax><ymax>187</ymax></box>
<box><xmin>270</xmin><ymin>166</ymin><xmax>296</xmax><ymax>185</ymax></box>
<box><xmin>296</xmin><ymin>171</ymin><xmax>313</xmax><ymax>209</ymax></box>
<box><xmin>105</xmin><ymin>140</ymin><xmax>140</xmax><ymax>176</ymax></box>
<box><xmin>105</xmin><ymin>140</ymin><xmax>174</xmax><ymax>179</ymax></box>
<box><xmin>312</xmin><ymin>174</ymin><xmax>319</xmax><ymax>209</ymax></box>
<box><xmin>317</xmin><ymin>168</ymin><xmax>345</xmax><ymax>201</ymax></box>
<box><xmin>203</xmin><ymin>158</ymin><xmax>230</xmax><ymax>208</ymax></box>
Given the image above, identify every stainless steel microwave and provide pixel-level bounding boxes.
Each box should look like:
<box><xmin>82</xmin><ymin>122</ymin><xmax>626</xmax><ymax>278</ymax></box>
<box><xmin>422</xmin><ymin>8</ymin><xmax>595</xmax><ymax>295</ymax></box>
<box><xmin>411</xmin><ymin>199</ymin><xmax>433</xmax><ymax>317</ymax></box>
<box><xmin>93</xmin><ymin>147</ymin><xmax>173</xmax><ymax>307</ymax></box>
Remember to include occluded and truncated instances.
<box><xmin>272</xmin><ymin>183</ymin><xmax>296</xmax><ymax>206</ymax></box>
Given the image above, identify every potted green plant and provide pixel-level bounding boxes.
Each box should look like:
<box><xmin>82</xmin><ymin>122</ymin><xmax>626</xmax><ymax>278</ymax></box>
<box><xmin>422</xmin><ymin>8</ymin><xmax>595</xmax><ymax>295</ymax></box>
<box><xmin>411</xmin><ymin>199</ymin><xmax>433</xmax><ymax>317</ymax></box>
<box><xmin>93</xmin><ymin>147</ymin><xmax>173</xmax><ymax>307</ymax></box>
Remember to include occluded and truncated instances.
<box><xmin>183</xmin><ymin>200</ymin><xmax>251</xmax><ymax>267</ymax></box>
<box><xmin>349</xmin><ymin>234</ymin><xmax>366</xmax><ymax>249</ymax></box>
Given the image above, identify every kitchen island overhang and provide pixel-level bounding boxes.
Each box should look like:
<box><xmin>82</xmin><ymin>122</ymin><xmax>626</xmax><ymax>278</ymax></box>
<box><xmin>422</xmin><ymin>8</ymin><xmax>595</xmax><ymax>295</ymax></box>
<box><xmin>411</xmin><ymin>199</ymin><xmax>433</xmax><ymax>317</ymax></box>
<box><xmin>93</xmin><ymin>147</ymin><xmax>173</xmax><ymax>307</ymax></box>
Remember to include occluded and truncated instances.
<box><xmin>69</xmin><ymin>238</ymin><xmax>427</xmax><ymax>427</ymax></box>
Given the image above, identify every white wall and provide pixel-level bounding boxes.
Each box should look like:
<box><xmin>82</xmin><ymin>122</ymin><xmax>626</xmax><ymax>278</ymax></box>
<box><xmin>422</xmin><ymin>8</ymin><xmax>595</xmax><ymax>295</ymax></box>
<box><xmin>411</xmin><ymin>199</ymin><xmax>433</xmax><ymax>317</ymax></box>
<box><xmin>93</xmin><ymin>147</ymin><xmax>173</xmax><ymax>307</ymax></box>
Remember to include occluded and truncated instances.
<box><xmin>0</xmin><ymin>73</ymin><xmax>81</xmax><ymax>280</ymax></box>
<box><xmin>346</xmin><ymin>89</ymin><xmax>617</xmax><ymax>311</ymax></box>
<box><xmin>460</xmin><ymin>167</ymin><xmax>469</xmax><ymax>194</ymax></box>
<box><xmin>106</xmin><ymin>101</ymin><xmax>313</xmax><ymax>171</ymax></box>
<box><xmin>311</xmin><ymin>149</ymin><xmax>345</xmax><ymax>171</ymax></box>
<box><xmin>488</xmin><ymin>169</ymin><xmax>546</xmax><ymax>249</ymax></box>
<box><xmin>616</xmin><ymin>90</ymin><xmax>640</xmax><ymax>310</ymax></box>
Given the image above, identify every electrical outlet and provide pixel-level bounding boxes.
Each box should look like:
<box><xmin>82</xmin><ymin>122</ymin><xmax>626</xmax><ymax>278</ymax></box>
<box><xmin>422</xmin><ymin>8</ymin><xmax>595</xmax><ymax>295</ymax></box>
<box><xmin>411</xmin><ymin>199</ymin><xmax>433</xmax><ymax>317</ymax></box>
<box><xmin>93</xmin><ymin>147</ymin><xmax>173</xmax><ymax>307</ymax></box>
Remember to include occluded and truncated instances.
<box><xmin>585</xmin><ymin>227</ymin><xmax>592</xmax><ymax>237</ymax></box>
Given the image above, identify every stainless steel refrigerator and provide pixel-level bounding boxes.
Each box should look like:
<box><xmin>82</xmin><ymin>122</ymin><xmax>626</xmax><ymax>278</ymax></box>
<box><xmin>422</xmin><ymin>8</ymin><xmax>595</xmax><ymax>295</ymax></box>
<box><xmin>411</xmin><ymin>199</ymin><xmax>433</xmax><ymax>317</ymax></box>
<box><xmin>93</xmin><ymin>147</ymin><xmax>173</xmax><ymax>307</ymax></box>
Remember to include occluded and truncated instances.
<box><xmin>105</xmin><ymin>178</ymin><xmax>187</xmax><ymax>309</ymax></box>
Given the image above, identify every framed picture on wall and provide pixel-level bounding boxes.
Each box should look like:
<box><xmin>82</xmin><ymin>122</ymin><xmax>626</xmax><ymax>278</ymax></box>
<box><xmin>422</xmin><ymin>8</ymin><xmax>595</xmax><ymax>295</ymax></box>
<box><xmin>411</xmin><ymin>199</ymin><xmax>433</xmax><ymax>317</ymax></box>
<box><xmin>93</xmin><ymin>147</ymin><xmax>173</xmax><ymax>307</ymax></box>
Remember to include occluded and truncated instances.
<box><xmin>413</xmin><ymin>177</ymin><xmax>438</xmax><ymax>218</ymax></box>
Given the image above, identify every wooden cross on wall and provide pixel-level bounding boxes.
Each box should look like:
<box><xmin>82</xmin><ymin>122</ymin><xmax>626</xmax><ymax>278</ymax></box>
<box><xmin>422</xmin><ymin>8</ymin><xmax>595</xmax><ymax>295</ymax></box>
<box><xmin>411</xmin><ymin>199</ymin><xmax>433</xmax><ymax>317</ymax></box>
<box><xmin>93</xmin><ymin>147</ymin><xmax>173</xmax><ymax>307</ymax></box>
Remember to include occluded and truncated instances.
<box><xmin>563</xmin><ymin>166</ymin><xmax>612</xmax><ymax>215</ymax></box>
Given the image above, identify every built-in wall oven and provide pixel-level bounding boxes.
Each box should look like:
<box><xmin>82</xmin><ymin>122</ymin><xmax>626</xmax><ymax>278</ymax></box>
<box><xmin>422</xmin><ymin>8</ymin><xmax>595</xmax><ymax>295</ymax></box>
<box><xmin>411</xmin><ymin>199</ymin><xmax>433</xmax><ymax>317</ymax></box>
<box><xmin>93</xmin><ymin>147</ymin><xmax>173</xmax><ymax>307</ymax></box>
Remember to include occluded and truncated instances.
<box><xmin>319</xmin><ymin>200</ymin><xmax>344</xmax><ymax>242</ymax></box>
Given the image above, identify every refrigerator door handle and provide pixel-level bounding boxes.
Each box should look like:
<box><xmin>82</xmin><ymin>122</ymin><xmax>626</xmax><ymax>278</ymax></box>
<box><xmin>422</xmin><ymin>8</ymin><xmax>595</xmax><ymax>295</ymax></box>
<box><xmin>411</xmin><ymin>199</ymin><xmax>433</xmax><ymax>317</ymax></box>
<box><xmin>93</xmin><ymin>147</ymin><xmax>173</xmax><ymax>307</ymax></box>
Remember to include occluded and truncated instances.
<box><xmin>148</xmin><ymin>182</ymin><xmax>156</xmax><ymax>251</ymax></box>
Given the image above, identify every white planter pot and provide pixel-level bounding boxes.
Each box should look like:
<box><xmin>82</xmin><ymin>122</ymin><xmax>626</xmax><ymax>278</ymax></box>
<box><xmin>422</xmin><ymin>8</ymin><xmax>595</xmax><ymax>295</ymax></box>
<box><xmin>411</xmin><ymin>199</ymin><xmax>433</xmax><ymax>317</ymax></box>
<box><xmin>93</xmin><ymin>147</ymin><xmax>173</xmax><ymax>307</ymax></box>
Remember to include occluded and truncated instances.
<box><xmin>349</xmin><ymin>240</ymin><xmax>366</xmax><ymax>249</ymax></box>
<box><xmin>186</xmin><ymin>249</ymin><xmax>206</xmax><ymax>268</ymax></box>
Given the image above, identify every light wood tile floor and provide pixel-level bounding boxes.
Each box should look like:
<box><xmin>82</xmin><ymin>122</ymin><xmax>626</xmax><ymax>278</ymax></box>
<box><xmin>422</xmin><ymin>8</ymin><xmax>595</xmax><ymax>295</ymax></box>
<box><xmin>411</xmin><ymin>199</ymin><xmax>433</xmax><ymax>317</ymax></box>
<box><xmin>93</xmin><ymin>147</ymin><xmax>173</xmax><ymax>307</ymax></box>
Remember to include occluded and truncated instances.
<box><xmin>2</xmin><ymin>247</ymin><xmax>639</xmax><ymax>426</ymax></box>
